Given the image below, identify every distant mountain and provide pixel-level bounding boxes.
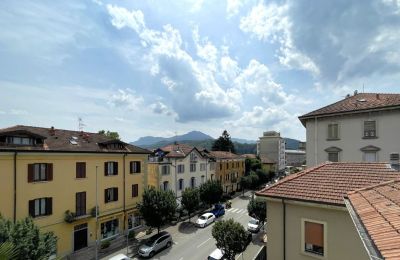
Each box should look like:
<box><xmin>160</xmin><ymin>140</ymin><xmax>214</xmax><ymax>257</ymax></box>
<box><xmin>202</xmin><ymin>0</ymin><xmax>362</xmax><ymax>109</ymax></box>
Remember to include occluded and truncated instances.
<box><xmin>232</xmin><ymin>138</ymin><xmax>257</xmax><ymax>144</ymax></box>
<box><xmin>284</xmin><ymin>138</ymin><xmax>301</xmax><ymax>150</ymax></box>
<box><xmin>131</xmin><ymin>131</ymin><xmax>214</xmax><ymax>146</ymax></box>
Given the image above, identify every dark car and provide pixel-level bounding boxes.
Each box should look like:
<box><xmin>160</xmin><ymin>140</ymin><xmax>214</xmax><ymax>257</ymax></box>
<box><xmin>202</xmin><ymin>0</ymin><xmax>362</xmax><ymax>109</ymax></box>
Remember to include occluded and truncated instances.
<box><xmin>210</xmin><ymin>204</ymin><xmax>225</xmax><ymax>218</ymax></box>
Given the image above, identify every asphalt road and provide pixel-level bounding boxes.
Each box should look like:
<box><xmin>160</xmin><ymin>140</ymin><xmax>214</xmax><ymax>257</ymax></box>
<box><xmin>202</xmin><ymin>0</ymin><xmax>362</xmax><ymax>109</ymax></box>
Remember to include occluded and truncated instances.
<box><xmin>132</xmin><ymin>191</ymin><xmax>264</xmax><ymax>260</ymax></box>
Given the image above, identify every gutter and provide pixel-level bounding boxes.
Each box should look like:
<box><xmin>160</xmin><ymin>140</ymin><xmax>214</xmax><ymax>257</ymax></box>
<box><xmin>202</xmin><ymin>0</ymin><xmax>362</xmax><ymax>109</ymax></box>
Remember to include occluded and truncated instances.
<box><xmin>13</xmin><ymin>151</ymin><xmax>17</xmax><ymax>222</ymax></box>
<box><xmin>123</xmin><ymin>153</ymin><xmax>127</xmax><ymax>231</ymax></box>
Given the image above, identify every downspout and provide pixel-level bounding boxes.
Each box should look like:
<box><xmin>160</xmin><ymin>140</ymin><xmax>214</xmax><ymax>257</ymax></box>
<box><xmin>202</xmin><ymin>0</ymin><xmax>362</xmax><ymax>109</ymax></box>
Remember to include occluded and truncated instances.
<box><xmin>283</xmin><ymin>199</ymin><xmax>286</xmax><ymax>260</ymax></box>
<box><xmin>13</xmin><ymin>152</ymin><xmax>17</xmax><ymax>223</ymax></box>
<box><xmin>174</xmin><ymin>159</ymin><xmax>177</xmax><ymax>197</ymax></box>
<box><xmin>314</xmin><ymin>117</ymin><xmax>318</xmax><ymax>166</ymax></box>
<box><xmin>123</xmin><ymin>153</ymin><xmax>127</xmax><ymax>231</ymax></box>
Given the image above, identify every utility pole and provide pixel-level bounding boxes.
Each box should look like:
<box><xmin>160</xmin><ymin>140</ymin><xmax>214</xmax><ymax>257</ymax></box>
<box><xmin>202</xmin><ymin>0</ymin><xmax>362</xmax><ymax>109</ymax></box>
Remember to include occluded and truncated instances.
<box><xmin>95</xmin><ymin>166</ymin><xmax>99</xmax><ymax>260</ymax></box>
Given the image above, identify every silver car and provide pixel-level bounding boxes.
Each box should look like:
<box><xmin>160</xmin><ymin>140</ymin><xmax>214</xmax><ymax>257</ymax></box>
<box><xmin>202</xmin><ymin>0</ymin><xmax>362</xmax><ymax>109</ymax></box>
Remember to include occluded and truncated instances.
<box><xmin>138</xmin><ymin>231</ymin><xmax>172</xmax><ymax>258</ymax></box>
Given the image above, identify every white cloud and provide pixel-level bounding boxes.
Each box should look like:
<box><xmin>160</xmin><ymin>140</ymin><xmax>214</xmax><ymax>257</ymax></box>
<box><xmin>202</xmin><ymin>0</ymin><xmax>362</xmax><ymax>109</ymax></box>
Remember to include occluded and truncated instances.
<box><xmin>108</xmin><ymin>89</ymin><xmax>144</xmax><ymax>111</ymax></box>
<box><xmin>150</xmin><ymin>101</ymin><xmax>173</xmax><ymax>116</ymax></box>
<box><xmin>225</xmin><ymin>105</ymin><xmax>291</xmax><ymax>127</ymax></box>
<box><xmin>226</xmin><ymin>0</ymin><xmax>245</xmax><ymax>18</ymax></box>
<box><xmin>220</xmin><ymin>56</ymin><xmax>240</xmax><ymax>81</ymax></box>
<box><xmin>107</xmin><ymin>5</ymin><xmax>145</xmax><ymax>32</ymax></box>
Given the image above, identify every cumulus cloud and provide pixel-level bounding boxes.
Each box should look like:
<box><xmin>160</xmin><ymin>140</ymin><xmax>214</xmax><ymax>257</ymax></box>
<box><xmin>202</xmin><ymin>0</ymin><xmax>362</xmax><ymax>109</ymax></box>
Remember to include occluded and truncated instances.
<box><xmin>226</xmin><ymin>0</ymin><xmax>245</xmax><ymax>18</ymax></box>
<box><xmin>150</xmin><ymin>101</ymin><xmax>174</xmax><ymax>116</ymax></box>
<box><xmin>108</xmin><ymin>89</ymin><xmax>144</xmax><ymax>111</ymax></box>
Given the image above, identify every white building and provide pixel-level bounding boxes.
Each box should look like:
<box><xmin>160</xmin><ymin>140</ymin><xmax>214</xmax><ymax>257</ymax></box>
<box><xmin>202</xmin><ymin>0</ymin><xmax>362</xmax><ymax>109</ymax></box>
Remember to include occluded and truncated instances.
<box><xmin>285</xmin><ymin>149</ymin><xmax>306</xmax><ymax>167</ymax></box>
<box><xmin>299</xmin><ymin>92</ymin><xmax>400</xmax><ymax>167</ymax></box>
<box><xmin>257</xmin><ymin>131</ymin><xmax>286</xmax><ymax>171</ymax></box>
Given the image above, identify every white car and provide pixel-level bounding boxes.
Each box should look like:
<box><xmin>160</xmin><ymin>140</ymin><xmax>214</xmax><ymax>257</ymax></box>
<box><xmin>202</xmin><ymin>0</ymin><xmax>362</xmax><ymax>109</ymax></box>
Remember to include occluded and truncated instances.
<box><xmin>196</xmin><ymin>212</ymin><xmax>215</xmax><ymax>228</ymax></box>
<box><xmin>108</xmin><ymin>254</ymin><xmax>131</xmax><ymax>260</ymax></box>
<box><xmin>247</xmin><ymin>218</ymin><xmax>261</xmax><ymax>233</ymax></box>
<box><xmin>208</xmin><ymin>248</ymin><xmax>224</xmax><ymax>260</ymax></box>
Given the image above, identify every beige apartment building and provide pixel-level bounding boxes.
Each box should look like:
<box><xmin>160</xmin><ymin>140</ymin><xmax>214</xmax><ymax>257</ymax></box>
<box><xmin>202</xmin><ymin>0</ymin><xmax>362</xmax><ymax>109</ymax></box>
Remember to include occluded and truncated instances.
<box><xmin>257</xmin><ymin>131</ymin><xmax>286</xmax><ymax>171</ymax></box>
<box><xmin>299</xmin><ymin>93</ymin><xmax>400</xmax><ymax>167</ymax></box>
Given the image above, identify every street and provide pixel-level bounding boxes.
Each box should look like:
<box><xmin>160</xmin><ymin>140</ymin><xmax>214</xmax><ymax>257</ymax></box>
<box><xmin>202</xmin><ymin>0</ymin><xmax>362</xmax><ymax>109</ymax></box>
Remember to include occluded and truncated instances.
<box><xmin>105</xmin><ymin>191</ymin><xmax>265</xmax><ymax>260</ymax></box>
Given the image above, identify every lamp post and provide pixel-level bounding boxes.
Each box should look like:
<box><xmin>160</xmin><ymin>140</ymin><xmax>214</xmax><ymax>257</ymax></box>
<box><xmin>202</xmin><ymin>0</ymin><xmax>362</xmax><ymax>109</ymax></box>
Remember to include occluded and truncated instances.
<box><xmin>95</xmin><ymin>165</ymin><xmax>99</xmax><ymax>260</ymax></box>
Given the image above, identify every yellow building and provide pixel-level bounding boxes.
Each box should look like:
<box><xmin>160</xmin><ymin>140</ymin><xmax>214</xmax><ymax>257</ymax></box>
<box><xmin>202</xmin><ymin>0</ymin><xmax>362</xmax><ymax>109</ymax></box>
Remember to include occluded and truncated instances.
<box><xmin>0</xmin><ymin>125</ymin><xmax>151</xmax><ymax>257</ymax></box>
<box><xmin>209</xmin><ymin>151</ymin><xmax>245</xmax><ymax>194</ymax></box>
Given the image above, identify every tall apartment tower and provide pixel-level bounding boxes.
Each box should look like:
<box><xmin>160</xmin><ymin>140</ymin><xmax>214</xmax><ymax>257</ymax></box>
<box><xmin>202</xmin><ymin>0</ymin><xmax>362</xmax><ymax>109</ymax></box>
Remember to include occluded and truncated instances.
<box><xmin>257</xmin><ymin>131</ymin><xmax>286</xmax><ymax>172</ymax></box>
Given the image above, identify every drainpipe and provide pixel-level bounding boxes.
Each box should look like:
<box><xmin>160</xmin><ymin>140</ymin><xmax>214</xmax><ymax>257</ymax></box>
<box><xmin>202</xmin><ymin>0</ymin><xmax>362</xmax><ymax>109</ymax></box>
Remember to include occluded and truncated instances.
<box><xmin>13</xmin><ymin>152</ymin><xmax>17</xmax><ymax>223</ymax></box>
<box><xmin>123</xmin><ymin>153</ymin><xmax>127</xmax><ymax>231</ymax></box>
<box><xmin>314</xmin><ymin>117</ymin><xmax>318</xmax><ymax>166</ymax></box>
<box><xmin>283</xmin><ymin>199</ymin><xmax>286</xmax><ymax>260</ymax></box>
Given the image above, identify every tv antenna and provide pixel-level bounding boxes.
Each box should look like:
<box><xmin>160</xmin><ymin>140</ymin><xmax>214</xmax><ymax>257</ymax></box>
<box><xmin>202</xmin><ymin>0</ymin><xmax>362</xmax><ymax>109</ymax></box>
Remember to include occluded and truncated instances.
<box><xmin>78</xmin><ymin>117</ymin><xmax>86</xmax><ymax>131</ymax></box>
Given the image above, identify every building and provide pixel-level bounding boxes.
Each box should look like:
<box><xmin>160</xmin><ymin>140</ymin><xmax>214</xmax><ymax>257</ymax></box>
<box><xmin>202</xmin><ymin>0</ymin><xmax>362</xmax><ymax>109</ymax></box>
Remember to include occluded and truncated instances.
<box><xmin>256</xmin><ymin>162</ymin><xmax>400</xmax><ymax>260</ymax></box>
<box><xmin>257</xmin><ymin>131</ymin><xmax>286</xmax><ymax>172</ymax></box>
<box><xmin>0</xmin><ymin>125</ymin><xmax>151</xmax><ymax>257</ymax></box>
<box><xmin>298</xmin><ymin>93</ymin><xmax>400</xmax><ymax>167</ymax></box>
<box><xmin>285</xmin><ymin>149</ymin><xmax>306</xmax><ymax>167</ymax></box>
<box><xmin>259</xmin><ymin>154</ymin><xmax>276</xmax><ymax>172</ymax></box>
<box><xmin>148</xmin><ymin>143</ymin><xmax>215</xmax><ymax>198</ymax></box>
<box><xmin>208</xmin><ymin>151</ymin><xmax>245</xmax><ymax>194</ymax></box>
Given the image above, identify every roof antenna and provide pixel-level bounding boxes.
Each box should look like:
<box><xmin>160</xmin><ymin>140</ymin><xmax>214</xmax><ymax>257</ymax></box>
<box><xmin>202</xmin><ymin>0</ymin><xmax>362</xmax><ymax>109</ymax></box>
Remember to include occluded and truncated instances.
<box><xmin>174</xmin><ymin>131</ymin><xmax>177</xmax><ymax>145</ymax></box>
<box><xmin>78</xmin><ymin>117</ymin><xmax>86</xmax><ymax>132</ymax></box>
<box><xmin>362</xmin><ymin>83</ymin><xmax>365</xmax><ymax>93</ymax></box>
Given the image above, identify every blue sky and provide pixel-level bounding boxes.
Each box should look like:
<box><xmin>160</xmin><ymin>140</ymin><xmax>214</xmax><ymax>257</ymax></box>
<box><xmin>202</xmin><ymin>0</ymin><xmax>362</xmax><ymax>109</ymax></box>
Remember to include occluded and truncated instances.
<box><xmin>1</xmin><ymin>0</ymin><xmax>400</xmax><ymax>142</ymax></box>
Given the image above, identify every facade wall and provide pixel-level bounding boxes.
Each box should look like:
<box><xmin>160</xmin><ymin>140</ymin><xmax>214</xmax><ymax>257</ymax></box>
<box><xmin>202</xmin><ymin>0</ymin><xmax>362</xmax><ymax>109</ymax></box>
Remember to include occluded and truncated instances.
<box><xmin>258</xmin><ymin>135</ymin><xmax>286</xmax><ymax>171</ymax></box>
<box><xmin>0</xmin><ymin>152</ymin><xmax>148</xmax><ymax>257</ymax></box>
<box><xmin>285</xmin><ymin>150</ymin><xmax>306</xmax><ymax>167</ymax></box>
<box><xmin>215</xmin><ymin>159</ymin><xmax>245</xmax><ymax>193</ymax></box>
<box><xmin>266</xmin><ymin>199</ymin><xmax>368</xmax><ymax>260</ymax></box>
<box><xmin>305</xmin><ymin>109</ymin><xmax>400</xmax><ymax>167</ymax></box>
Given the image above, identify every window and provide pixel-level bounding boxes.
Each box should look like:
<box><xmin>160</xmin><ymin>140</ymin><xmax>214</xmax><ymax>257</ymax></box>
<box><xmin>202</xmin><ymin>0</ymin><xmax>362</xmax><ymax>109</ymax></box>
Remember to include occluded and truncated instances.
<box><xmin>29</xmin><ymin>197</ymin><xmax>52</xmax><ymax>217</ymax></box>
<box><xmin>200</xmin><ymin>163</ymin><xmax>206</xmax><ymax>171</ymax></box>
<box><xmin>211</xmin><ymin>174</ymin><xmax>214</xmax><ymax>181</ymax></box>
<box><xmin>75</xmin><ymin>192</ymin><xmax>86</xmax><ymax>216</ymax></box>
<box><xmin>190</xmin><ymin>153</ymin><xmax>197</xmax><ymax>161</ymax></box>
<box><xmin>104</xmin><ymin>188</ymin><xmax>118</xmax><ymax>203</ymax></box>
<box><xmin>327</xmin><ymin>123</ymin><xmax>339</xmax><ymax>139</ymax></box>
<box><xmin>76</xmin><ymin>162</ymin><xmax>86</xmax><ymax>178</ymax></box>
<box><xmin>163</xmin><ymin>181</ymin><xmax>169</xmax><ymax>191</ymax></box>
<box><xmin>130</xmin><ymin>161</ymin><xmax>141</xmax><ymax>173</ymax></box>
<box><xmin>177</xmin><ymin>164</ymin><xmax>185</xmax><ymax>173</ymax></box>
<box><xmin>210</xmin><ymin>162</ymin><xmax>215</xmax><ymax>170</ymax></box>
<box><xmin>28</xmin><ymin>163</ymin><xmax>53</xmax><ymax>182</ymax></box>
<box><xmin>101</xmin><ymin>219</ymin><xmax>119</xmax><ymax>239</ymax></box>
<box><xmin>191</xmin><ymin>177</ymin><xmax>196</xmax><ymax>188</ymax></box>
<box><xmin>328</xmin><ymin>152</ymin><xmax>339</xmax><ymax>162</ymax></box>
<box><xmin>303</xmin><ymin>220</ymin><xmax>325</xmax><ymax>257</ymax></box>
<box><xmin>178</xmin><ymin>179</ymin><xmax>184</xmax><ymax>190</ymax></box>
<box><xmin>7</xmin><ymin>136</ymin><xmax>33</xmax><ymax>145</ymax></box>
<box><xmin>132</xmin><ymin>184</ymin><xmax>139</xmax><ymax>197</ymax></box>
<box><xmin>364</xmin><ymin>120</ymin><xmax>376</xmax><ymax>138</ymax></box>
<box><xmin>190</xmin><ymin>163</ymin><xmax>196</xmax><ymax>172</ymax></box>
<box><xmin>161</xmin><ymin>165</ymin><xmax>170</xmax><ymax>175</ymax></box>
<box><xmin>201</xmin><ymin>175</ymin><xmax>205</xmax><ymax>184</ymax></box>
<box><xmin>128</xmin><ymin>214</ymin><xmax>143</xmax><ymax>230</ymax></box>
<box><xmin>104</xmin><ymin>162</ymin><xmax>118</xmax><ymax>176</ymax></box>
<box><xmin>220</xmin><ymin>163</ymin><xmax>222</xmax><ymax>170</ymax></box>
<box><xmin>364</xmin><ymin>152</ymin><xmax>377</xmax><ymax>162</ymax></box>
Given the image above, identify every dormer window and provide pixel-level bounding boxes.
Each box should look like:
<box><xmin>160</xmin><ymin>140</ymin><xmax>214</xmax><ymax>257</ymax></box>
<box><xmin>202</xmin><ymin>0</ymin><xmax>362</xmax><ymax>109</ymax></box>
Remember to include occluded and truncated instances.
<box><xmin>7</xmin><ymin>136</ymin><xmax>33</xmax><ymax>145</ymax></box>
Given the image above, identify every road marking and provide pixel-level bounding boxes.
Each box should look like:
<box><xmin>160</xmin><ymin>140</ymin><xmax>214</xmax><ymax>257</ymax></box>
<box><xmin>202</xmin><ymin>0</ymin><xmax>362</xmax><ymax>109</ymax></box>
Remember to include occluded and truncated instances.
<box><xmin>178</xmin><ymin>258</ymin><xmax>183</xmax><ymax>260</ymax></box>
<box><xmin>237</xmin><ymin>209</ymin><xmax>245</xmax><ymax>214</ymax></box>
<box><xmin>174</xmin><ymin>241</ymin><xmax>178</xmax><ymax>245</ymax></box>
<box><xmin>236</xmin><ymin>253</ymin><xmax>243</xmax><ymax>259</ymax></box>
<box><xmin>197</xmin><ymin>238</ymin><xmax>211</xmax><ymax>248</ymax></box>
<box><xmin>231</xmin><ymin>208</ymin><xmax>239</xmax><ymax>213</ymax></box>
<box><xmin>227</xmin><ymin>208</ymin><xmax>233</xmax><ymax>212</ymax></box>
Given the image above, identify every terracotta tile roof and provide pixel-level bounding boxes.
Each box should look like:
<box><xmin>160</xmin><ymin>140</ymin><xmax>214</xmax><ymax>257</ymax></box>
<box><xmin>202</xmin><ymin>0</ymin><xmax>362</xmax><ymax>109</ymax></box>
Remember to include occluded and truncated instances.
<box><xmin>208</xmin><ymin>151</ymin><xmax>241</xmax><ymax>160</ymax></box>
<box><xmin>0</xmin><ymin>125</ymin><xmax>151</xmax><ymax>154</ymax></box>
<box><xmin>256</xmin><ymin>162</ymin><xmax>400</xmax><ymax>206</ymax></box>
<box><xmin>347</xmin><ymin>180</ymin><xmax>400</xmax><ymax>260</ymax></box>
<box><xmin>160</xmin><ymin>143</ymin><xmax>195</xmax><ymax>158</ymax></box>
<box><xmin>299</xmin><ymin>93</ymin><xmax>400</xmax><ymax>124</ymax></box>
<box><xmin>240</xmin><ymin>154</ymin><xmax>257</xmax><ymax>159</ymax></box>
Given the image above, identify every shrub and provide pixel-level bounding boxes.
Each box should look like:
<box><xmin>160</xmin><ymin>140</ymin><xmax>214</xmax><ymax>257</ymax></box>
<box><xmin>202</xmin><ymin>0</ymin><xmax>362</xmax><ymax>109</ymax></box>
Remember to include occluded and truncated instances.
<box><xmin>100</xmin><ymin>240</ymin><xmax>110</xmax><ymax>249</ymax></box>
<box><xmin>64</xmin><ymin>210</ymin><xmax>76</xmax><ymax>223</ymax></box>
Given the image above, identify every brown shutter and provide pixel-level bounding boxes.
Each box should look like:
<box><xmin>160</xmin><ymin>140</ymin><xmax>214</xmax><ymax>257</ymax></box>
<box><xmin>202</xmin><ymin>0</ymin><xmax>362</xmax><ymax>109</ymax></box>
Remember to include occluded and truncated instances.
<box><xmin>46</xmin><ymin>197</ymin><xmax>53</xmax><ymax>215</ymax></box>
<box><xmin>28</xmin><ymin>164</ymin><xmax>34</xmax><ymax>183</ymax></box>
<box><xmin>47</xmin><ymin>164</ymin><xmax>53</xmax><ymax>181</ymax></box>
<box><xmin>29</xmin><ymin>200</ymin><xmax>35</xmax><ymax>216</ymax></box>
<box><xmin>104</xmin><ymin>189</ymin><xmax>108</xmax><ymax>203</ymax></box>
<box><xmin>138</xmin><ymin>162</ymin><xmax>141</xmax><ymax>173</ymax></box>
<box><xmin>305</xmin><ymin>222</ymin><xmax>323</xmax><ymax>247</ymax></box>
<box><xmin>82</xmin><ymin>163</ymin><xmax>86</xmax><ymax>178</ymax></box>
<box><xmin>75</xmin><ymin>192</ymin><xmax>79</xmax><ymax>213</ymax></box>
<box><xmin>130</xmin><ymin>162</ymin><xmax>133</xmax><ymax>174</ymax></box>
<box><xmin>104</xmin><ymin>162</ymin><xmax>108</xmax><ymax>176</ymax></box>
<box><xmin>82</xmin><ymin>192</ymin><xmax>86</xmax><ymax>214</ymax></box>
<box><xmin>114</xmin><ymin>188</ymin><xmax>118</xmax><ymax>201</ymax></box>
<box><xmin>114</xmin><ymin>162</ymin><xmax>118</xmax><ymax>175</ymax></box>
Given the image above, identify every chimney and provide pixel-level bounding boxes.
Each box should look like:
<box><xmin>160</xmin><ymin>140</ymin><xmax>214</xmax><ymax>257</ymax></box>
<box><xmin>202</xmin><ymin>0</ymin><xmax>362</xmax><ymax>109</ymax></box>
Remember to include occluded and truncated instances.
<box><xmin>376</xmin><ymin>93</ymin><xmax>380</xmax><ymax>100</ymax></box>
<box><xmin>390</xmin><ymin>153</ymin><xmax>400</xmax><ymax>171</ymax></box>
<box><xmin>49</xmin><ymin>126</ymin><xmax>55</xmax><ymax>136</ymax></box>
<box><xmin>354</xmin><ymin>90</ymin><xmax>358</xmax><ymax>96</ymax></box>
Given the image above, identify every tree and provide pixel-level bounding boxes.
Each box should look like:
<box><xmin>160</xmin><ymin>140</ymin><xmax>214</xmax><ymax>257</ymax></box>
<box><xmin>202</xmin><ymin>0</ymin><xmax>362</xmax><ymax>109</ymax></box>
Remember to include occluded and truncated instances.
<box><xmin>247</xmin><ymin>172</ymin><xmax>260</xmax><ymax>189</ymax></box>
<box><xmin>239</xmin><ymin>176</ymin><xmax>250</xmax><ymax>196</ymax></box>
<box><xmin>0</xmin><ymin>242</ymin><xmax>17</xmax><ymax>260</ymax></box>
<box><xmin>211</xmin><ymin>219</ymin><xmax>249</xmax><ymax>260</ymax></box>
<box><xmin>245</xmin><ymin>158</ymin><xmax>262</xmax><ymax>175</ymax></box>
<box><xmin>138</xmin><ymin>188</ymin><xmax>177</xmax><ymax>233</ymax></box>
<box><xmin>181</xmin><ymin>188</ymin><xmax>200</xmax><ymax>222</ymax></box>
<box><xmin>212</xmin><ymin>130</ymin><xmax>236</xmax><ymax>153</ymax></box>
<box><xmin>98</xmin><ymin>130</ymin><xmax>120</xmax><ymax>140</ymax></box>
<box><xmin>247</xmin><ymin>198</ymin><xmax>267</xmax><ymax>226</ymax></box>
<box><xmin>0</xmin><ymin>215</ymin><xmax>57</xmax><ymax>259</ymax></box>
<box><xmin>255</xmin><ymin>169</ymin><xmax>269</xmax><ymax>184</ymax></box>
<box><xmin>199</xmin><ymin>180</ymin><xmax>223</xmax><ymax>208</ymax></box>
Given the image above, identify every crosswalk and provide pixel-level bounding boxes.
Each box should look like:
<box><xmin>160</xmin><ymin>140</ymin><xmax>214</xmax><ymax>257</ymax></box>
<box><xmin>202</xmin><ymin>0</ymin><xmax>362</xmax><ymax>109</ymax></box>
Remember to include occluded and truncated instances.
<box><xmin>226</xmin><ymin>207</ymin><xmax>247</xmax><ymax>214</ymax></box>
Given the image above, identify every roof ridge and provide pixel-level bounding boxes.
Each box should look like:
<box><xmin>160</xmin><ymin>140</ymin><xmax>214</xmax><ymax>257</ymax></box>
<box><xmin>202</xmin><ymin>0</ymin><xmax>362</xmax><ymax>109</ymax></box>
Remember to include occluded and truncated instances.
<box><xmin>348</xmin><ymin>178</ymin><xmax>400</xmax><ymax>195</ymax></box>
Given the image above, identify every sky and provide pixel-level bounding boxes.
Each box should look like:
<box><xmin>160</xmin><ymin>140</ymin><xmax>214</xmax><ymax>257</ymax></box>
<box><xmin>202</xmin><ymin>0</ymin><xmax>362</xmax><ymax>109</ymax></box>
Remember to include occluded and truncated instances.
<box><xmin>1</xmin><ymin>0</ymin><xmax>400</xmax><ymax>142</ymax></box>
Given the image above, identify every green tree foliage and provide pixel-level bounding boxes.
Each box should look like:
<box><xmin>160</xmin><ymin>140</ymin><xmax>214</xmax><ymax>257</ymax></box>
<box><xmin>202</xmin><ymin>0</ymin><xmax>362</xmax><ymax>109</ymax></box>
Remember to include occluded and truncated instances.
<box><xmin>212</xmin><ymin>130</ymin><xmax>236</xmax><ymax>153</ymax></box>
<box><xmin>239</xmin><ymin>176</ymin><xmax>250</xmax><ymax>195</ymax></box>
<box><xmin>138</xmin><ymin>188</ymin><xmax>177</xmax><ymax>233</ymax></box>
<box><xmin>98</xmin><ymin>130</ymin><xmax>120</xmax><ymax>140</ymax></box>
<box><xmin>247</xmin><ymin>198</ymin><xmax>267</xmax><ymax>226</ymax></box>
<box><xmin>245</xmin><ymin>158</ymin><xmax>262</xmax><ymax>175</ymax></box>
<box><xmin>255</xmin><ymin>169</ymin><xmax>269</xmax><ymax>184</ymax></box>
<box><xmin>211</xmin><ymin>219</ymin><xmax>249</xmax><ymax>260</ymax></box>
<box><xmin>181</xmin><ymin>188</ymin><xmax>200</xmax><ymax>222</ymax></box>
<box><xmin>199</xmin><ymin>180</ymin><xmax>223</xmax><ymax>208</ymax></box>
<box><xmin>0</xmin><ymin>215</ymin><xmax>57</xmax><ymax>260</ymax></box>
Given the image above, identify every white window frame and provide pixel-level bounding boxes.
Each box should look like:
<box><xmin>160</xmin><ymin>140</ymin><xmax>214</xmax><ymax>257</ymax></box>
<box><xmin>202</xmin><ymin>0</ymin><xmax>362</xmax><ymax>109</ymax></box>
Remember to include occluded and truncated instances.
<box><xmin>301</xmin><ymin>218</ymin><xmax>328</xmax><ymax>259</ymax></box>
<box><xmin>363</xmin><ymin>151</ymin><xmax>377</xmax><ymax>162</ymax></box>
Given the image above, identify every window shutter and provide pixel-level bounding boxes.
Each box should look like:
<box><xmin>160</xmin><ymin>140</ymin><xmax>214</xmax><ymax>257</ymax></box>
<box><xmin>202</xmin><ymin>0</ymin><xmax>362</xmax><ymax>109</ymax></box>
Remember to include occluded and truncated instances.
<box><xmin>114</xmin><ymin>162</ymin><xmax>118</xmax><ymax>175</ymax></box>
<box><xmin>104</xmin><ymin>162</ymin><xmax>108</xmax><ymax>176</ymax></box>
<box><xmin>130</xmin><ymin>162</ymin><xmax>133</xmax><ymax>173</ymax></box>
<box><xmin>28</xmin><ymin>164</ymin><xmax>34</xmax><ymax>183</ymax></box>
<box><xmin>104</xmin><ymin>189</ymin><xmax>108</xmax><ymax>203</ymax></box>
<box><xmin>46</xmin><ymin>198</ymin><xmax>53</xmax><ymax>215</ymax></box>
<box><xmin>305</xmin><ymin>222</ymin><xmax>323</xmax><ymax>247</ymax></box>
<box><xmin>29</xmin><ymin>200</ymin><xmax>35</xmax><ymax>216</ymax></box>
<box><xmin>47</xmin><ymin>164</ymin><xmax>53</xmax><ymax>181</ymax></box>
<box><xmin>114</xmin><ymin>188</ymin><xmax>118</xmax><ymax>201</ymax></box>
<box><xmin>76</xmin><ymin>192</ymin><xmax>79</xmax><ymax>213</ymax></box>
<box><xmin>138</xmin><ymin>162</ymin><xmax>141</xmax><ymax>173</ymax></box>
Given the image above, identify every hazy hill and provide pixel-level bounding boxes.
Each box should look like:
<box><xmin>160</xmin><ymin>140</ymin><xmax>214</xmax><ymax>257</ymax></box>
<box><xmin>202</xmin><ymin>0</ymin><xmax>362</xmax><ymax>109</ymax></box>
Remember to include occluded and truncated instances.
<box><xmin>132</xmin><ymin>131</ymin><xmax>213</xmax><ymax>146</ymax></box>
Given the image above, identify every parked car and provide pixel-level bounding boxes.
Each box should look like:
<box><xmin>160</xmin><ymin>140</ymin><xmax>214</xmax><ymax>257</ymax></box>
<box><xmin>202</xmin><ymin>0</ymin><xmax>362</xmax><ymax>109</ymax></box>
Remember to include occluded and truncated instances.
<box><xmin>208</xmin><ymin>248</ymin><xmax>224</xmax><ymax>260</ymax></box>
<box><xmin>247</xmin><ymin>218</ymin><xmax>262</xmax><ymax>233</ymax></box>
<box><xmin>108</xmin><ymin>254</ymin><xmax>131</xmax><ymax>260</ymax></box>
<box><xmin>196</xmin><ymin>212</ymin><xmax>216</xmax><ymax>227</ymax></box>
<box><xmin>210</xmin><ymin>204</ymin><xmax>225</xmax><ymax>217</ymax></box>
<box><xmin>138</xmin><ymin>231</ymin><xmax>172</xmax><ymax>258</ymax></box>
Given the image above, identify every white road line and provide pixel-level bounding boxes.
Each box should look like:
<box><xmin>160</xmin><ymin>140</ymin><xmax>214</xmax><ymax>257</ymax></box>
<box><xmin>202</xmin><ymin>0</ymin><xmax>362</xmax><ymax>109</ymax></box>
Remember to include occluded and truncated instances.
<box><xmin>237</xmin><ymin>209</ymin><xmax>245</xmax><ymax>214</ymax></box>
<box><xmin>230</xmin><ymin>208</ymin><xmax>238</xmax><ymax>213</ymax></box>
<box><xmin>197</xmin><ymin>238</ymin><xmax>211</xmax><ymax>248</ymax></box>
<box><xmin>227</xmin><ymin>208</ymin><xmax>234</xmax><ymax>212</ymax></box>
<box><xmin>178</xmin><ymin>257</ymin><xmax>183</xmax><ymax>260</ymax></box>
